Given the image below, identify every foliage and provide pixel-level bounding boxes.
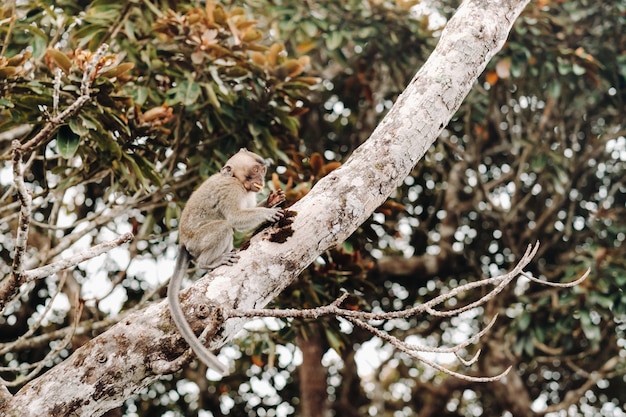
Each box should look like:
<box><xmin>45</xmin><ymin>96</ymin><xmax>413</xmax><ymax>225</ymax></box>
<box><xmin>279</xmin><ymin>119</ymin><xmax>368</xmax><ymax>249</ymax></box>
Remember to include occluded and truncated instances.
<box><xmin>0</xmin><ymin>0</ymin><xmax>314</xmax><ymax>413</ymax></box>
<box><xmin>0</xmin><ymin>0</ymin><xmax>624</xmax><ymax>416</ymax></box>
<box><xmin>379</xmin><ymin>1</ymin><xmax>626</xmax><ymax>415</ymax></box>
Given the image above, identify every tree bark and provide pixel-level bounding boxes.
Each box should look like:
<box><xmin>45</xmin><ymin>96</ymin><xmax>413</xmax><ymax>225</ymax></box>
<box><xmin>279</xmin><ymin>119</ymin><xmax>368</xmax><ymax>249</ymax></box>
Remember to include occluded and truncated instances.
<box><xmin>0</xmin><ymin>0</ymin><xmax>531</xmax><ymax>415</ymax></box>
<box><xmin>297</xmin><ymin>326</ymin><xmax>330</xmax><ymax>417</ymax></box>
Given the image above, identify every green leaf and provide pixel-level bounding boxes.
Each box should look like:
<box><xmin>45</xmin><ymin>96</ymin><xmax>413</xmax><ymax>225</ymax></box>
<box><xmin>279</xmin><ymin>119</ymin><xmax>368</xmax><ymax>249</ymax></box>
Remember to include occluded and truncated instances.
<box><xmin>46</xmin><ymin>49</ymin><xmax>72</xmax><ymax>74</ymax></box>
<box><xmin>548</xmin><ymin>80</ymin><xmax>561</xmax><ymax>98</ymax></box>
<box><xmin>56</xmin><ymin>124</ymin><xmax>80</xmax><ymax>158</ymax></box>
<box><xmin>69</xmin><ymin>117</ymin><xmax>90</xmax><ymax>136</ymax></box>
<box><xmin>325</xmin><ymin>31</ymin><xmax>343</xmax><ymax>50</ymax></box>
<box><xmin>518</xmin><ymin>310</ymin><xmax>531</xmax><ymax>331</ymax></box>
<box><xmin>533</xmin><ymin>325</ymin><xmax>545</xmax><ymax>343</ymax></box>
<box><xmin>121</xmin><ymin>153</ymin><xmax>149</xmax><ymax>190</ymax></box>
<box><xmin>203</xmin><ymin>83</ymin><xmax>221</xmax><ymax>110</ymax></box>
<box><xmin>617</xmin><ymin>55</ymin><xmax>626</xmax><ymax>80</ymax></box>
<box><xmin>524</xmin><ymin>335</ymin><xmax>535</xmax><ymax>356</ymax></box>
<box><xmin>579</xmin><ymin>311</ymin><xmax>601</xmax><ymax>341</ymax></box>
<box><xmin>301</xmin><ymin>21</ymin><xmax>318</xmax><ymax>38</ymax></box>
<box><xmin>131</xmin><ymin>153</ymin><xmax>161</xmax><ymax>187</ymax></box>
<box><xmin>324</xmin><ymin>328</ymin><xmax>345</xmax><ymax>353</ymax></box>
<box><xmin>557</xmin><ymin>57</ymin><xmax>571</xmax><ymax>75</ymax></box>
<box><xmin>167</xmin><ymin>79</ymin><xmax>201</xmax><ymax>107</ymax></box>
<box><xmin>572</xmin><ymin>63</ymin><xmax>586</xmax><ymax>75</ymax></box>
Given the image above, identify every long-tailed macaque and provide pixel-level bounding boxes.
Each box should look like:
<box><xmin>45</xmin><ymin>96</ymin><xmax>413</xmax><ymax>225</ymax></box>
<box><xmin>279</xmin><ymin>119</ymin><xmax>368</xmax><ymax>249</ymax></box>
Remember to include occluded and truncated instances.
<box><xmin>168</xmin><ymin>149</ymin><xmax>285</xmax><ymax>375</ymax></box>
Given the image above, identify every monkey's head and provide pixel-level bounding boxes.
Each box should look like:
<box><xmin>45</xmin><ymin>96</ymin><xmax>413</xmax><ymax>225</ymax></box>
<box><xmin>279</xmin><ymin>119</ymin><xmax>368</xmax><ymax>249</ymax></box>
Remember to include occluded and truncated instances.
<box><xmin>221</xmin><ymin>148</ymin><xmax>269</xmax><ymax>193</ymax></box>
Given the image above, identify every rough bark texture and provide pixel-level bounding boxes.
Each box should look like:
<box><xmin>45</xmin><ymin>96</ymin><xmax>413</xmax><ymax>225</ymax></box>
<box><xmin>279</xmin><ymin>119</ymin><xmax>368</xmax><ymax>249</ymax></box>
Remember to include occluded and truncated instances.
<box><xmin>0</xmin><ymin>0</ymin><xmax>530</xmax><ymax>415</ymax></box>
<box><xmin>297</xmin><ymin>327</ymin><xmax>330</xmax><ymax>417</ymax></box>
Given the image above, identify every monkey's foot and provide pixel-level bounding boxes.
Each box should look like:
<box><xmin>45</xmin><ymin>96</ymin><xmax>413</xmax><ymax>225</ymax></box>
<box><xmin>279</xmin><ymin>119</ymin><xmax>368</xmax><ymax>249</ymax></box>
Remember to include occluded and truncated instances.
<box><xmin>201</xmin><ymin>251</ymin><xmax>240</xmax><ymax>270</ymax></box>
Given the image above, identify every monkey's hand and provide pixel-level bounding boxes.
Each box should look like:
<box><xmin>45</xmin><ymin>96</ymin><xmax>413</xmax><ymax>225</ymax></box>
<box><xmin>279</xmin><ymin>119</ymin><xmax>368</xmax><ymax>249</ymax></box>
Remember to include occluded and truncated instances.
<box><xmin>264</xmin><ymin>207</ymin><xmax>285</xmax><ymax>223</ymax></box>
<box><xmin>265</xmin><ymin>189</ymin><xmax>286</xmax><ymax>208</ymax></box>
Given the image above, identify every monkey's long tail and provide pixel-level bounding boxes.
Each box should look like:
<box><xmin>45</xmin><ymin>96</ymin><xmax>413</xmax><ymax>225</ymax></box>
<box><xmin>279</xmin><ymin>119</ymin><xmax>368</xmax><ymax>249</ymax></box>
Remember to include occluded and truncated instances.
<box><xmin>167</xmin><ymin>246</ymin><xmax>230</xmax><ymax>376</ymax></box>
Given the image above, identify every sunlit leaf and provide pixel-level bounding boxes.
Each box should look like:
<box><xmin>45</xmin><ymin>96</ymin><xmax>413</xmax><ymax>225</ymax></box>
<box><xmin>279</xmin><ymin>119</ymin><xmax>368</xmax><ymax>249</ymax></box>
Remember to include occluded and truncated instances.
<box><xmin>99</xmin><ymin>62</ymin><xmax>135</xmax><ymax>78</ymax></box>
<box><xmin>548</xmin><ymin>80</ymin><xmax>561</xmax><ymax>98</ymax></box>
<box><xmin>301</xmin><ymin>21</ymin><xmax>318</xmax><ymax>38</ymax></box>
<box><xmin>46</xmin><ymin>49</ymin><xmax>72</xmax><ymax>74</ymax></box>
<box><xmin>518</xmin><ymin>310</ymin><xmax>531</xmax><ymax>331</ymax></box>
<box><xmin>579</xmin><ymin>311</ymin><xmax>601</xmax><ymax>342</ymax></box>
<box><xmin>69</xmin><ymin>118</ymin><xmax>90</xmax><ymax>136</ymax></box>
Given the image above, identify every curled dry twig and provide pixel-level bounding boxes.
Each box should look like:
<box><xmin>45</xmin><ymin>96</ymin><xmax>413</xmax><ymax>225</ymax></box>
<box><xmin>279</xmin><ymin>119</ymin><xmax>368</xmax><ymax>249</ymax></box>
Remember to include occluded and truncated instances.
<box><xmin>224</xmin><ymin>242</ymin><xmax>589</xmax><ymax>382</ymax></box>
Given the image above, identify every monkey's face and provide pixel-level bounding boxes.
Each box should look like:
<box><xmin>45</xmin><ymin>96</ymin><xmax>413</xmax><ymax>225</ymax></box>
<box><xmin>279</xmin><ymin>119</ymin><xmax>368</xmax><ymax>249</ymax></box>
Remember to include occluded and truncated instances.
<box><xmin>238</xmin><ymin>163</ymin><xmax>267</xmax><ymax>193</ymax></box>
<box><xmin>222</xmin><ymin>150</ymin><xmax>269</xmax><ymax>193</ymax></box>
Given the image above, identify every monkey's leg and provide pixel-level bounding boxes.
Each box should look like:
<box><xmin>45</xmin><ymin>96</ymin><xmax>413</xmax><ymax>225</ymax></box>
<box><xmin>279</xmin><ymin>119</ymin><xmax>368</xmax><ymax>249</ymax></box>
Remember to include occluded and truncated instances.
<box><xmin>187</xmin><ymin>221</ymin><xmax>237</xmax><ymax>270</ymax></box>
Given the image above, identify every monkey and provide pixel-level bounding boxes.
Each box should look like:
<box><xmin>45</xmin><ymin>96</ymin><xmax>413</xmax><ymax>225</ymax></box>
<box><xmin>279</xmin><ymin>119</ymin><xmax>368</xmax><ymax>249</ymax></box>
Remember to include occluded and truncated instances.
<box><xmin>168</xmin><ymin>148</ymin><xmax>285</xmax><ymax>376</ymax></box>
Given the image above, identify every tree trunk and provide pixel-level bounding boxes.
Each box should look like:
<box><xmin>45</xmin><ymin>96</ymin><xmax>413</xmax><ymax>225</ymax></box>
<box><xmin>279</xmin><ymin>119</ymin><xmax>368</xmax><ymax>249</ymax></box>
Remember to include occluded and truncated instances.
<box><xmin>298</xmin><ymin>326</ymin><xmax>330</xmax><ymax>417</ymax></box>
<box><xmin>0</xmin><ymin>0</ymin><xmax>530</xmax><ymax>415</ymax></box>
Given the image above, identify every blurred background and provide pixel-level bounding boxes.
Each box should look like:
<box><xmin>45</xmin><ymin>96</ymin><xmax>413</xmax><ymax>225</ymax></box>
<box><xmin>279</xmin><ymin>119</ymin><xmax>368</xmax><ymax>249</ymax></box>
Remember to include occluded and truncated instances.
<box><xmin>0</xmin><ymin>0</ymin><xmax>624</xmax><ymax>416</ymax></box>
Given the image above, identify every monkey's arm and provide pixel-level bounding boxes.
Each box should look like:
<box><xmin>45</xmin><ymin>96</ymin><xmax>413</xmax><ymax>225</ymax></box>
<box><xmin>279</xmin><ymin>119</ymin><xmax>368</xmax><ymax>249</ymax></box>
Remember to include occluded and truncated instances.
<box><xmin>167</xmin><ymin>246</ymin><xmax>229</xmax><ymax>375</ymax></box>
<box><xmin>225</xmin><ymin>207</ymin><xmax>284</xmax><ymax>231</ymax></box>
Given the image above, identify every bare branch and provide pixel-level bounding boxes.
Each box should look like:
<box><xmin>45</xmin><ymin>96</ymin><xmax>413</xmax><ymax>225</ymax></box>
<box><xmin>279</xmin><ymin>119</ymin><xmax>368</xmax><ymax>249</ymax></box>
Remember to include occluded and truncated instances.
<box><xmin>224</xmin><ymin>241</ymin><xmax>589</xmax><ymax>382</ymax></box>
<box><xmin>23</xmin><ymin>232</ymin><xmax>134</xmax><ymax>282</ymax></box>
<box><xmin>0</xmin><ymin>43</ymin><xmax>129</xmax><ymax>314</ymax></box>
<box><xmin>224</xmin><ymin>242</ymin><xmax>544</xmax><ymax>322</ymax></box>
<box><xmin>81</xmin><ymin>43</ymin><xmax>109</xmax><ymax>95</ymax></box>
<box><xmin>539</xmin><ymin>356</ymin><xmax>621</xmax><ymax>416</ymax></box>
<box><xmin>344</xmin><ymin>316</ymin><xmax>512</xmax><ymax>383</ymax></box>
<box><xmin>52</xmin><ymin>68</ymin><xmax>62</xmax><ymax>116</ymax></box>
<box><xmin>520</xmin><ymin>268</ymin><xmax>590</xmax><ymax>288</ymax></box>
<box><xmin>18</xmin><ymin>43</ymin><xmax>109</xmax><ymax>154</ymax></box>
<box><xmin>0</xmin><ymin>141</ymin><xmax>33</xmax><ymax>313</ymax></box>
<box><xmin>0</xmin><ymin>272</ymin><xmax>69</xmax><ymax>356</ymax></box>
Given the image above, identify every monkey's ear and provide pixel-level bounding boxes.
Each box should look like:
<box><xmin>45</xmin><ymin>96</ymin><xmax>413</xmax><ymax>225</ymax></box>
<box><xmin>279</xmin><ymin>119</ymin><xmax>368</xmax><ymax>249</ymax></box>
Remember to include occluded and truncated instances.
<box><xmin>221</xmin><ymin>165</ymin><xmax>234</xmax><ymax>176</ymax></box>
<box><xmin>239</xmin><ymin>148</ymin><xmax>249</xmax><ymax>152</ymax></box>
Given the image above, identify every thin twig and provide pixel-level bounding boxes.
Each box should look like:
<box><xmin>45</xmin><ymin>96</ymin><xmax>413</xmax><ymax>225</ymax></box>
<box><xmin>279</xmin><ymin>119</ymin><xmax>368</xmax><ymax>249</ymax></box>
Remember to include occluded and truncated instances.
<box><xmin>24</xmin><ymin>232</ymin><xmax>134</xmax><ymax>282</ymax></box>
<box><xmin>345</xmin><ymin>315</ymin><xmax>511</xmax><ymax>383</ymax></box>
